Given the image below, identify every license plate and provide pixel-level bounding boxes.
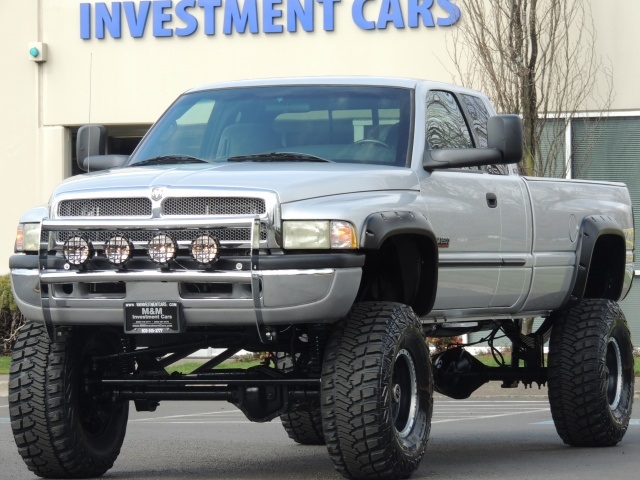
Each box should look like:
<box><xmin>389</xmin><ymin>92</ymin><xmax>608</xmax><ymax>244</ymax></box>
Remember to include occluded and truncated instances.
<box><xmin>124</xmin><ymin>302</ymin><xmax>182</xmax><ymax>334</ymax></box>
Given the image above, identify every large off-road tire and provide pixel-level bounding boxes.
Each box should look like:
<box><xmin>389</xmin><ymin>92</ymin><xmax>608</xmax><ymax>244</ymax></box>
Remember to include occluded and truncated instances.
<box><xmin>321</xmin><ymin>302</ymin><xmax>433</xmax><ymax>479</ymax></box>
<box><xmin>9</xmin><ymin>322</ymin><xmax>129</xmax><ymax>478</ymax></box>
<box><xmin>277</xmin><ymin>353</ymin><xmax>325</xmax><ymax>445</ymax></box>
<box><xmin>548</xmin><ymin>299</ymin><xmax>634</xmax><ymax>447</ymax></box>
<box><xmin>281</xmin><ymin>406</ymin><xmax>326</xmax><ymax>445</ymax></box>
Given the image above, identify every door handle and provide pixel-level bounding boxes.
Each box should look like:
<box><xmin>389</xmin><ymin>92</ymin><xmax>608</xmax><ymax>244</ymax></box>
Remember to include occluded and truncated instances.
<box><xmin>486</xmin><ymin>192</ymin><xmax>498</xmax><ymax>208</ymax></box>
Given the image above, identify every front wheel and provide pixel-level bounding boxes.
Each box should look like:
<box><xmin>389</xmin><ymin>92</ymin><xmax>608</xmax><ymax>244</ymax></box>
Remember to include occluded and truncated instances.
<box><xmin>9</xmin><ymin>322</ymin><xmax>129</xmax><ymax>478</ymax></box>
<box><xmin>277</xmin><ymin>353</ymin><xmax>325</xmax><ymax>445</ymax></box>
<box><xmin>548</xmin><ymin>299</ymin><xmax>634</xmax><ymax>447</ymax></box>
<box><xmin>321</xmin><ymin>302</ymin><xmax>433</xmax><ymax>479</ymax></box>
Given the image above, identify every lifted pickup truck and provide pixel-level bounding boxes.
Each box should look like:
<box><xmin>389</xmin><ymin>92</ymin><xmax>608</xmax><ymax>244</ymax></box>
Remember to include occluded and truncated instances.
<box><xmin>9</xmin><ymin>77</ymin><xmax>635</xmax><ymax>479</ymax></box>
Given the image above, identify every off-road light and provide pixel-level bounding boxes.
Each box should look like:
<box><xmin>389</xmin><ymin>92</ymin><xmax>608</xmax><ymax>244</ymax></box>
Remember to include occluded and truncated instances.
<box><xmin>104</xmin><ymin>235</ymin><xmax>133</xmax><ymax>265</ymax></box>
<box><xmin>190</xmin><ymin>235</ymin><xmax>220</xmax><ymax>265</ymax></box>
<box><xmin>62</xmin><ymin>236</ymin><xmax>93</xmax><ymax>266</ymax></box>
<box><xmin>147</xmin><ymin>234</ymin><xmax>177</xmax><ymax>264</ymax></box>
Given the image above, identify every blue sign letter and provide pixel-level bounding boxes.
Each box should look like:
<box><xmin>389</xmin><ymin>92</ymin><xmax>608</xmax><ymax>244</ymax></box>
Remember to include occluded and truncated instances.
<box><xmin>223</xmin><ymin>0</ymin><xmax>259</xmax><ymax>34</ymax></box>
<box><xmin>124</xmin><ymin>1</ymin><xmax>151</xmax><ymax>38</ymax></box>
<box><xmin>352</xmin><ymin>0</ymin><xmax>374</xmax><ymax>31</ymax></box>
<box><xmin>436</xmin><ymin>0</ymin><xmax>460</xmax><ymax>26</ymax></box>
<box><xmin>153</xmin><ymin>0</ymin><xmax>174</xmax><ymax>37</ymax></box>
<box><xmin>176</xmin><ymin>0</ymin><xmax>198</xmax><ymax>36</ymax></box>
<box><xmin>317</xmin><ymin>0</ymin><xmax>341</xmax><ymax>31</ymax></box>
<box><xmin>96</xmin><ymin>2</ymin><xmax>122</xmax><ymax>39</ymax></box>
<box><xmin>408</xmin><ymin>0</ymin><xmax>434</xmax><ymax>27</ymax></box>
<box><xmin>287</xmin><ymin>0</ymin><xmax>313</xmax><ymax>32</ymax></box>
<box><xmin>80</xmin><ymin>3</ymin><xmax>92</xmax><ymax>39</ymax></box>
<box><xmin>377</xmin><ymin>0</ymin><xmax>405</xmax><ymax>29</ymax></box>
<box><xmin>198</xmin><ymin>0</ymin><xmax>222</xmax><ymax>35</ymax></box>
<box><xmin>263</xmin><ymin>0</ymin><xmax>283</xmax><ymax>33</ymax></box>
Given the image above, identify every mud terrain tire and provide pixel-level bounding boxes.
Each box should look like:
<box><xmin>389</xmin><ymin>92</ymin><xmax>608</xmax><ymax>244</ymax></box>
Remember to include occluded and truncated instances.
<box><xmin>321</xmin><ymin>302</ymin><xmax>433</xmax><ymax>479</ymax></box>
<box><xmin>548</xmin><ymin>299</ymin><xmax>634</xmax><ymax>447</ymax></box>
<box><xmin>9</xmin><ymin>322</ymin><xmax>128</xmax><ymax>478</ymax></box>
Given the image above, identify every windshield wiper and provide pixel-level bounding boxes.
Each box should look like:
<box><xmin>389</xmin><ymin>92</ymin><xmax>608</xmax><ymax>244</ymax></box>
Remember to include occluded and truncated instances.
<box><xmin>227</xmin><ymin>152</ymin><xmax>332</xmax><ymax>163</ymax></box>
<box><xmin>131</xmin><ymin>155</ymin><xmax>208</xmax><ymax>167</ymax></box>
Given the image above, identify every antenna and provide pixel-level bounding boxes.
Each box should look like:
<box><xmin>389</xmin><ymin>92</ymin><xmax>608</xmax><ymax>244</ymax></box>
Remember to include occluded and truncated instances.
<box><xmin>87</xmin><ymin>53</ymin><xmax>93</xmax><ymax>173</ymax></box>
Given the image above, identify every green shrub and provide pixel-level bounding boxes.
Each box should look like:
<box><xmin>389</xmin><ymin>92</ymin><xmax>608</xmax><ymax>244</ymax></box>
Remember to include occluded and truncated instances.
<box><xmin>0</xmin><ymin>274</ymin><xmax>26</xmax><ymax>355</ymax></box>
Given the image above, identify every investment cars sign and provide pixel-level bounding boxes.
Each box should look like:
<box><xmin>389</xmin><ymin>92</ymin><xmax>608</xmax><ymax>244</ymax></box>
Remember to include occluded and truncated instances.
<box><xmin>80</xmin><ymin>0</ymin><xmax>461</xmax><ymax>39</ymax></box>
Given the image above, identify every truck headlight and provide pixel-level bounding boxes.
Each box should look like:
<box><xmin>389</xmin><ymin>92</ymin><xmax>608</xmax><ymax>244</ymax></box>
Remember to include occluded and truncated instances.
<box><xmin>15</xmin><ymin>223</ymin><xmax>42</xmax><ymax>253</ymax></box>
<box><xmin>283</xmin><ymin>221</ymin><xmax>357</xmax><ymax>249</ymax></box>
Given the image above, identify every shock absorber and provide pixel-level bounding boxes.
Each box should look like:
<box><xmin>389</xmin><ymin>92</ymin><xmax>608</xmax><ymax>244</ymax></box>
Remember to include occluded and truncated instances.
<box><xmin>308</xmin><ymin>324</ymin><xmax>326</xmax><ymax>376</ymax></box>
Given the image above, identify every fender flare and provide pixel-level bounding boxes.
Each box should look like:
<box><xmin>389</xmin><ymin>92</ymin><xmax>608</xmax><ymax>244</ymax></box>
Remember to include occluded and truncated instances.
<box><xmin>566</xmin><ymin>215</ymin><xmax>626</xmax><ymax>306</ymax></box>
<box><xmin>360</xmin><ymin>211</ymin><xmax>438</xmax><ymax>316</ymax></box>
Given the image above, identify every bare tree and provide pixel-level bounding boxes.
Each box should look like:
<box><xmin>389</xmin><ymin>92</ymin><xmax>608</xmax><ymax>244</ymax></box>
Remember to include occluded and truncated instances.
<box><xmin>447</xmin><ymin>0</ymin><xmax>613</xmax><ymax>177</ymax></box>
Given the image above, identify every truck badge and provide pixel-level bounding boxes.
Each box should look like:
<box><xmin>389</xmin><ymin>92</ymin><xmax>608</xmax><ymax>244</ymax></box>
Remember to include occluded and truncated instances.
<box><xmin>436</xmin><ymin>237</ymin><xmax>450</xmax><ymax>248</ymax></box>
<box><xmin>151</xmin><ymin>187</ymin><xmax>165</xmax><ymax>201</ymax></box>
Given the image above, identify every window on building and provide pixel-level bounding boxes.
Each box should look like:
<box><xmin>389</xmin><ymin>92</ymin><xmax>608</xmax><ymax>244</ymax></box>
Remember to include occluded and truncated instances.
<box><xmin>572</xmin><ymin>116</ymin><xmax>640</xmax><ymax>346</ymax></box>
<box><xmin>572</xmin><ymin>116</ymin><xmax>640</xmax><ymax>269</ymax></box>
<box><xmin>537</xmin><ymin>119</ymin><xmax>567</xmax><ymax>178</ymax></box>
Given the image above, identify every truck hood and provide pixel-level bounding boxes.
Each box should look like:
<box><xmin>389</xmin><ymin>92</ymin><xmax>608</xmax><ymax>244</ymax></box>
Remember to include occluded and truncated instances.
<box><xmin>52</xmin><ymin>163</ymin><xmax>419</xmax><ymax>204</ymax></box>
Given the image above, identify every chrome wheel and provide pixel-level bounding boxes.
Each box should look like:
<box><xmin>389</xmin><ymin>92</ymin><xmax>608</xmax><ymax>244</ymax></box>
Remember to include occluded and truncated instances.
<box><xmin>606</xmin><ymin>337</ymin><xmax>623</xmax><ymax>410</ymax></box>
<box><xmin>392</xmin><ymin>348</ymin><xmax>418</xmax><ymax>438</ymax></box>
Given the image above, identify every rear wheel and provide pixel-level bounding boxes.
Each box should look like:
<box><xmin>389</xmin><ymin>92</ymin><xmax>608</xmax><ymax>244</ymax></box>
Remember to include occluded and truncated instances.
<box><xmin>321</xmin><ymin>302</ymin><xmax>433</xmax><ymax>479</ymax></box>
<box><xmin>9</xmin><ymin>322</ymin><xmax>128</xmax><ymax>478</ymax></box>
<box><xmin>548</xmin><ymin>299</ymin><xmax>634</xmax><ymax>447</ymax></box>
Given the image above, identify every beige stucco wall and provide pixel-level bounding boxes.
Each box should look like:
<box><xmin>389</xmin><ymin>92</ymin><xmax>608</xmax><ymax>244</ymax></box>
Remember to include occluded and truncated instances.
<box><xmin>1</xmin><ymin>0</ymin><xmax>639</xmax><ymax>273</ymax></box>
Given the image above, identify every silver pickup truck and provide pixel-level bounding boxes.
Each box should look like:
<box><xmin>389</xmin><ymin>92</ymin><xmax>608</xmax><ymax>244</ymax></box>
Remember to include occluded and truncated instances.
<box><xmin>9</xmin><ymin>77</ymin><xmax>635</xmax><ymax>480</ymax></box>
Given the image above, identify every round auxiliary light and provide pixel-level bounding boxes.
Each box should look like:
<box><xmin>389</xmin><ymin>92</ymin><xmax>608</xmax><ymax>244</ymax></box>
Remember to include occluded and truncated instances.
<box><xmin>104</xmin><ymin>235</ymin><xmax>133</xmax><ymax>265</ymax></box>
<box><xmin>147</xmin><ymin>234</ymin><xmax>177</xmax><ymax>264</ymax></box>
<box><xmin>62</xmin><ymin>236</ymin><xmax>93</xmax><ymax>266</ymax></box>
<box><xmin>190</xmin><ymin>235</ymin><xmax>220</xmax><ymax>265</ymax></box>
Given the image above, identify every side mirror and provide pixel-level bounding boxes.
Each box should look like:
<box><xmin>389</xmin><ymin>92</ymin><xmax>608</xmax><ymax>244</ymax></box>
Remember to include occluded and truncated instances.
<box><xmin>487</xmin><ymin>114</ymin><xmax>523</xmax><ymax>164</ymax></box>
<box><xmin>83</xmin><ymin>154</ymin><xmax>129</xmax><ymax>171</ymax></box>
<box><xmin>423</xmin><ymin>114</ymin><xmax>523</xmax><ymax>170</ymax></box>
<box><xmin>76</xmin><ymin>125</ymin><xmax>128</xmax><ymax>171</ymax></box>
<box><xmin>76</xmin><ymin>125</ymin><xmax>106</xmax><ymax>171</ymax></box>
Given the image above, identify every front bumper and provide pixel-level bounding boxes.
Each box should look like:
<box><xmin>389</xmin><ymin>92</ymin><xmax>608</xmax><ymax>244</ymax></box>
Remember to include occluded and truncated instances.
<box><xmin>10</xmin><ymin>252</ymin><xmax>364</xmax><ymax>327</ymax></box>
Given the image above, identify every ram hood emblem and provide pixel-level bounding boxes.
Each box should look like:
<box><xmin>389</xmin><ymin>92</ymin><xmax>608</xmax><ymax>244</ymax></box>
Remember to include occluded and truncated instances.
<box><xmin>151</xmin><ymin>187</ymin><xmax>165</xmax><ymax>202</ymax></box>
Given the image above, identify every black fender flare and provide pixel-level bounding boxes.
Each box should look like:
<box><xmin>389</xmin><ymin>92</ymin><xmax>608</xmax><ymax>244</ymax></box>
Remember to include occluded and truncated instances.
<box><xmin>566</xmin><ymin>215</ymin><xmax>626</xmax><ymax>306</ymax></box>
<box><xmin>360</xmin><ymin>211</ymin><xmax>438</xmax><ymax>316</ymax></box>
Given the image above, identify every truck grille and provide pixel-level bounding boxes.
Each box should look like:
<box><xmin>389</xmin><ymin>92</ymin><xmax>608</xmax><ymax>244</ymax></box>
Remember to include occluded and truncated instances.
<box><xmin>163</xmin><ymin>197</ymin><xmax>266</xmax><ymax>216</ymax></box>
<box><xmin>58</xmin><ymin>198</ymin><xmax>152</xmax><ymax>217</ymax></box>
<box><xmin>57</xmin><ymin>197</ymin><xmax>266</xmax><ymax>217</ymax></box>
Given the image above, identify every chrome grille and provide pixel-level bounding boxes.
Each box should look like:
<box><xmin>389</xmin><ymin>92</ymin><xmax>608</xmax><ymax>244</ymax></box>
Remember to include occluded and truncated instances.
<box><xmin>58</xmin><ymin>198</ymin><xmax>152</xmax><ymax>217</ymax></box>
<box><xmin>163</xmin><ymin>197</ymin><xmax>266</xmax><ymax>216</ymax></box>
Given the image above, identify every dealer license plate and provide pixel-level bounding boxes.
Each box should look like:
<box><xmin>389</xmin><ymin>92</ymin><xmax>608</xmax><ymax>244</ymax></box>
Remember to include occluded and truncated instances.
<box><xmin>124</xmin><ymin>301</ymin><xmax>182</xmax><ymax>334</ymax></box>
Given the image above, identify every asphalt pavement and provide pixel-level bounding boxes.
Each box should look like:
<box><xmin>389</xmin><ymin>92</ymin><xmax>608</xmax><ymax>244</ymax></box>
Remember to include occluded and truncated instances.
<box><xmin>2</xmin><ymin>378</ymin><xmax>640</xmax><ymax>479</ymax></box>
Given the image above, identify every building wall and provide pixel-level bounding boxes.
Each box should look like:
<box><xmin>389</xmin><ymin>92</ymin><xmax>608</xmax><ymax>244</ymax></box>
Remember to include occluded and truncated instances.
<box><xmin>1</xmin><ymin>0</ymin><xmax>639</xmax><ymax>277</ymax></box>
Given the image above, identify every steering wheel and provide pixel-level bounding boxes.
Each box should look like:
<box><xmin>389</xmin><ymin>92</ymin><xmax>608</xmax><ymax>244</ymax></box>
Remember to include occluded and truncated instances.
<box><xmin>353</xmin><ymin>139</ymin><xmax>392</xmax><ymax>149</ymax></box>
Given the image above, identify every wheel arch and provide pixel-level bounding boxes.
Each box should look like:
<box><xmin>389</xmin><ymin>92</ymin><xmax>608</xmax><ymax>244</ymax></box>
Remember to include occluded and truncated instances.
<box><xmin>359</xmin><ymin>211</ymin><xmax>438</xmax><ymax>316</ymax></box>
<box><xmin>568</xmin><ymin>215</ymin><xmax>627</xmax><ymax>306</ymax></box>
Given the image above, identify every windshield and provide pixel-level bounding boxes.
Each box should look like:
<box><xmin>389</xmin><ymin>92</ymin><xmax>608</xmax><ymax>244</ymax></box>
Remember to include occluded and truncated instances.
<box><xmin>128</xmin><ymin>85</ymin><xmax>412</xmax><ymax>167</ymax></box>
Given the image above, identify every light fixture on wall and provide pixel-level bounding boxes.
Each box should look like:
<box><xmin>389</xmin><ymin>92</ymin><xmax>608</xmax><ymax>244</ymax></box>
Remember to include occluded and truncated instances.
<box><xmin>28</xmin><ymin>42</ymin><xmax>47</xmax><ymax>63</ymax></box>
